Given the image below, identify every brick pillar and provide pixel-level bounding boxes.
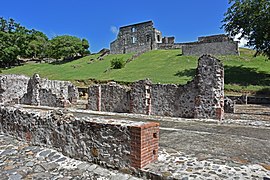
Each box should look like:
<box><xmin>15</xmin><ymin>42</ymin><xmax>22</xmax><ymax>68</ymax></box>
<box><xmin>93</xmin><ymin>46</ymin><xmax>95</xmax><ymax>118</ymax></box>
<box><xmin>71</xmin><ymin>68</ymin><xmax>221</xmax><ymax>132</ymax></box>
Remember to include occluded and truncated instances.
<box><xmin>130</xmin><ymin>122</ymin><xmax>159</xmax><ymax>169</ymax></box>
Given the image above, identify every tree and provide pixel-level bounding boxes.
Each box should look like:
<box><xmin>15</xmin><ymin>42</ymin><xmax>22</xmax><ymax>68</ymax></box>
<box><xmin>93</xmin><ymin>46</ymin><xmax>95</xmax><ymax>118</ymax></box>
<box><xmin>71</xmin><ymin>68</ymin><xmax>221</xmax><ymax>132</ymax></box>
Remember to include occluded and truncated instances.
<box><xmin>48</xmin><ymin>35</ymin><xmax>90</xmax><ymax>60</ymax></box>
<box><xmin>222</xmin><ymin>0</ymin><xmax>270</xmax><ymax>59</ymax></box>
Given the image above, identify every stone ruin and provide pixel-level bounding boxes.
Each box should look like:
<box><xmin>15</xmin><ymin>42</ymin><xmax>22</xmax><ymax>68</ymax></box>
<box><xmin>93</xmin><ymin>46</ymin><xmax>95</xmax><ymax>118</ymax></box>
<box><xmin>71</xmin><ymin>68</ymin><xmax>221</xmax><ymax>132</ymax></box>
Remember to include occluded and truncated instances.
<box><xmin>0</xmin><ymin>74</ymin><xmax>78</xmax><ymax>107</ymax></box>
<box><xmin>0</xmin><ymin>106</ymin><xmax>159</xmax><ymax>169</ymax></box>
<box><xmin>88</xmin><ymin>54</ymin><xmax>225</xmax><ymax>120</ymax></box>
<box><xmin>182</xmin><ymin>34</ymin><xmax>239</xmax><ymax>56</ymax></box>
<box><xmin>110</xmin><ymin>20</ymin><xmax>239</xmax><ymax>56</ymax></box>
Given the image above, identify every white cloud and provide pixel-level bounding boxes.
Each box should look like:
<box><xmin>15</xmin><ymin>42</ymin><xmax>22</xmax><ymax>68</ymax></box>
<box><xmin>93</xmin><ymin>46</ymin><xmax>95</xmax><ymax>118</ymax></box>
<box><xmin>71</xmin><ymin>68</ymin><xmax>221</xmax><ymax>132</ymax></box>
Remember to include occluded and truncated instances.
<box><xmin>110</xmin><ymin>26</ymin><xmax>118</xmax><ymax>35</ymax></box>
<box><xmin>234</xmin><ymin>33</ymin><xmax>248</xmax><ymax>47</ymax></box>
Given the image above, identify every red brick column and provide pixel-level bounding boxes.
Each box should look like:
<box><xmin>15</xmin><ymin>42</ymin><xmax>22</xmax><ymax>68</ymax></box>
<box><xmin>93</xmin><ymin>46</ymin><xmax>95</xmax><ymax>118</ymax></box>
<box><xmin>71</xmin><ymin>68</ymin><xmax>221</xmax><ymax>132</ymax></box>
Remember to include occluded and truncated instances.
<box><xmin>130</xmin><ymin>122</ymin><xmax>159</xmax><ymax>169</ymax></box>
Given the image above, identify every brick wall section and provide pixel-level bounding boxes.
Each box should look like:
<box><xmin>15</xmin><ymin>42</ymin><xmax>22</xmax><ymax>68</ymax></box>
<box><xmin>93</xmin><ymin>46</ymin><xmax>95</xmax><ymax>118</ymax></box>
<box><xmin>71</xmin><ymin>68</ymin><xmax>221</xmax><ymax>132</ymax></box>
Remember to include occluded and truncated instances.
<box><xmin>0</xmin><ymin>105</ymin><xmax>159</xmax><ymax>169</ymax></box>
<box><xmin>130</xmin><ymin>122</ymin><xmax>159</xmax><ymax>168</ymax></box>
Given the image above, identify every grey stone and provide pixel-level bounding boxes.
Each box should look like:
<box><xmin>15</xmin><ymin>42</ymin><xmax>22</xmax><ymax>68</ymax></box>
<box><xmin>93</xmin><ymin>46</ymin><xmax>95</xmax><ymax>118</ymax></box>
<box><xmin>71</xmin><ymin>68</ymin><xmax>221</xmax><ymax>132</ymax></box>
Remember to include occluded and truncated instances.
<box><xmin>0</xmin><ymin>149</ymin><xmax>17</xmax><ymax>156</ymax></box>
<box><xmin>8</xmin><ymin>173</ymin><xmax>23</xmax><ymax>180</ymax></box>
<box><xmin>25</xmin><ymin>161</ymin><xmax>34</xmax><ymax>167</ymax></box>
<box><xmin>110</xmin><ymin>173</ymin><xmax>130</xmax><ymax>180</ymax></box>
<box><xmin>39</xmin><ymin>150</ymin><xmax>51</xmax><ymax>157</ymax></box>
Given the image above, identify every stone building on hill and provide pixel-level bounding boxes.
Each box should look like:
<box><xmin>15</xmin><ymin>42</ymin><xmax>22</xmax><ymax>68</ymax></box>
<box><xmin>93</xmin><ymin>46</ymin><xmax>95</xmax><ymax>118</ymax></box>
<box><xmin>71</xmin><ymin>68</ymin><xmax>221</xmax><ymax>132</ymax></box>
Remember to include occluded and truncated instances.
<box><xmin>110</xmin><ymin>21</ymin><xmax>163</xmax><ymax>54</ymax></box>
<box><xmin>110</xmin><ymin>20</ymin><xmax>239</xmax><ymax>56</ymax></box>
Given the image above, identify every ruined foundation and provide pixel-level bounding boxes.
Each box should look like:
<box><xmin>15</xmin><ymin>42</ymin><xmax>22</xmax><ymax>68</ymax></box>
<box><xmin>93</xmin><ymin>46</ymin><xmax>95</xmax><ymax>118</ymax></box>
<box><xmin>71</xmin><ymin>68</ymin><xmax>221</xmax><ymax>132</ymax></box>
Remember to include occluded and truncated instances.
<box><xmin>0</xmin><ymin>74</ymin><xmax>78</xmax><ymax>107</ymax></box>
<box><xmin>88</xmin><ymin>55</ymin><xmax>225</xmax><ymax>119</ymax></box>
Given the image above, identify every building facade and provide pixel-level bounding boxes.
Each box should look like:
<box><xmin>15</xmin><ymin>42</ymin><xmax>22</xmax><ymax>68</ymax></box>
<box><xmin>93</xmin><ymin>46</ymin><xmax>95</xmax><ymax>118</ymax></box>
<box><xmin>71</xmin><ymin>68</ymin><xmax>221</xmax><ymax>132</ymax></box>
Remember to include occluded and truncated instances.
<box><xmin>110</xmin><ymin>21</ymin><xmax>162</xmax><ymax>54</ymax></box>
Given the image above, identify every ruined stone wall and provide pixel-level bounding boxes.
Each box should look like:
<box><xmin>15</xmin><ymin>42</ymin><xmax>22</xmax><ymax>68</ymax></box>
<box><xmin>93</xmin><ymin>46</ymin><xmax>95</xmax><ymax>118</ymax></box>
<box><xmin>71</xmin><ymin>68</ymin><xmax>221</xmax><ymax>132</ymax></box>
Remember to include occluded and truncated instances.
<box><xmin>0</xmin><ymin>74</ymin><xmax>78</xmax><ymax>107</ymax></box>
<box><xmin>110</xmin><ymin>21</ymin><xmax>161</xmax><ymax>54</ymax></box>
<box><xmin>0</xmin><ymin>105</ymin><xmax>159</xmax><ymax>169</ymax></box>
<box><xmin>151</xmin><ymin>82</ymin><xmax>198</xmax><ymax>118</ymax></box>
<box><xmin>194</xmin><ymin>55</ymin><xmax>224</xmax><ymax>119</ymax></box>
<box><xmin>182</xmin><ymin>41</ymin><xmax>239</xmax><ymax>56</ymax></box>
<box><xmin>0</xmin><ymin>74</ymin><xmax>29</xmax><ymax>104</ymax></box>
<box><xmin>88</xmin><ymin>83</ymin><xmax>130</xmax><ymax>112</ymax></box>
<box><xmin>88</xmin><ymin>55</ymin><xmax>224</xmax><ymax>119</ymax></box>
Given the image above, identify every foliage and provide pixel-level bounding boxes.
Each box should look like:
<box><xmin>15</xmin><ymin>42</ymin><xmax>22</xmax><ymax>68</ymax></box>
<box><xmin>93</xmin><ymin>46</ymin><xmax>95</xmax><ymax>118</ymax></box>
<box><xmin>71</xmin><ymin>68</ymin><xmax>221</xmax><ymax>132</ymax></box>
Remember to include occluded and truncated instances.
<box><xmin>0</xmin><ymin>17</ymin><xmax>90</xmax><ymax>67</ymax></box>
<box><xmin>222</xmin><ymin>0</ymin><xmax>270</xmax><ymax>59</ymax></box>
<box><xmin>110</xmin><ymin>58</ymin><xmax>125</xmax><ymax>69</ymax></box>
<box><xmin>1</xmin><ymin>49</ymin><xmax>269</xmax><ymax>95</ymax></box>
<box><xmin>48</xmin><ymin>35</ymin><xmax>90</xmax><ymax>60</ymax></box>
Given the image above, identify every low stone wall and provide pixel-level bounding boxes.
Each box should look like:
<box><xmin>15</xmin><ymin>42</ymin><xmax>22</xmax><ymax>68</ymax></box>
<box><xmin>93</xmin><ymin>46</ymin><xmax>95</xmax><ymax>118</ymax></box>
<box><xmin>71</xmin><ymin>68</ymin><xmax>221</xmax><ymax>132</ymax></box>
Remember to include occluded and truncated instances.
<box><xmin>88</xmin><ymin>55</ymin><xmax>224</xmax><ymax>120</ymax></box>
<box><xmin>0</xmin><ymin>105</ymin><xmax>159</xmax><ymax>169</ymax></box>
<box><xmin>0</xmin><ymin>74</ymin><xmax>78</xmax><ymax>107</ymax></box>
<box><xmin>182</xmin><ymin>41</ymin><xmax>239</xmax><ymax>56</ymax></box>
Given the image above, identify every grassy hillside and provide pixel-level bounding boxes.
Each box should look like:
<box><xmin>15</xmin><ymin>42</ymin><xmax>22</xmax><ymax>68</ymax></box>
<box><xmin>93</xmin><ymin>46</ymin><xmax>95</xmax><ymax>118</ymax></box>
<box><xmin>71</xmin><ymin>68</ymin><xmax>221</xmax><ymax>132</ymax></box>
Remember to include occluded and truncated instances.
<box><xmin>1</xmin><ymin>48</ymin><xmax>270</xmax><ymax>95</ymax></box>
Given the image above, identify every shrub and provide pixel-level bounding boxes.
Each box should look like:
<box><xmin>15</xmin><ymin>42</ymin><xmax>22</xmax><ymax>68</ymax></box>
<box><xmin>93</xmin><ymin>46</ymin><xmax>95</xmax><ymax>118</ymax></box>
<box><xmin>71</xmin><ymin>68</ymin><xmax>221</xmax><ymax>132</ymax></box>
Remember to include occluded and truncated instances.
<box><xmin>110</xmin><ymin>58</ymin><xmax>125</xmax><ymax>69</ymax></box>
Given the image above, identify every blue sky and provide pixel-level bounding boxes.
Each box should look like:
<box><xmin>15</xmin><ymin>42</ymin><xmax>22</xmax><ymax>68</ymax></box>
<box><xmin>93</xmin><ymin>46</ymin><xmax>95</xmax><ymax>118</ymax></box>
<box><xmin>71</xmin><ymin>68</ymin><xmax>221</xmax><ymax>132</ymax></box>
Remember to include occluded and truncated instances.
<box><xmin>1</xmin><ymin>0</ymin><xmax>232</xmax><ymax>52</ymax></box>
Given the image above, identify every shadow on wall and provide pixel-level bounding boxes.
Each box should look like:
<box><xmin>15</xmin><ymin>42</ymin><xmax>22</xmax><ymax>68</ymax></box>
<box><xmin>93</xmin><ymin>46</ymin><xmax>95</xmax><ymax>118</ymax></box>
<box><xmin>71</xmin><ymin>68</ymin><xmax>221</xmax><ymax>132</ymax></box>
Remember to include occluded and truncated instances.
<box><xmin>224</xmin><ymin>65</ymin><xmax>270</xmax><ymax>86</ymax></box>
<box><xmin>255</xmin><ymin>88</ymin><xmax>270</xmax><ymax>97</ymax></box>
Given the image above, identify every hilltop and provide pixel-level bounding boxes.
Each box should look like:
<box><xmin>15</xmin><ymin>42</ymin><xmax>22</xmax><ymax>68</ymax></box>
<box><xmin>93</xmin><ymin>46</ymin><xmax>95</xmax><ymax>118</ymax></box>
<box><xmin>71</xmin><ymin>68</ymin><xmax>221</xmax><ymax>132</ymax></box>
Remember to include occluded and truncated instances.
<box><xmin>1</xmin><ymin>48</ymin><xmax>269</xmax><ymax>96</ymax></box>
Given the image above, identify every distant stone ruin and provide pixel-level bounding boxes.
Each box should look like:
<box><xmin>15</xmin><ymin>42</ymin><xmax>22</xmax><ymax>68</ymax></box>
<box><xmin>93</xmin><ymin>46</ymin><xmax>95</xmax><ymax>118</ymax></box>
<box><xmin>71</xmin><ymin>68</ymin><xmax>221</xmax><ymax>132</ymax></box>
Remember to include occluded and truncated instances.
<box><xmin>110</xmin><ymin>20</ymin><xmax>239</xmax><ymax>56</ymax></box>
<box><xmin>110</xmin><ymin>21</ymin><xmax>163</xmax><ymax>54</ymax></box>
<box><xmin>182</xmin><ymin>34</ymin><xmax>239</xmax><ymax>56</ymax></box>
<box><xmin>0</xmin><ymin>74</ymin><xmax>78</xmax><ymax>107</ymax></box>
<box><xmin>88</xmin><ymin>55</ymin><xmax>225</xmax><ymax>120</ymax></box>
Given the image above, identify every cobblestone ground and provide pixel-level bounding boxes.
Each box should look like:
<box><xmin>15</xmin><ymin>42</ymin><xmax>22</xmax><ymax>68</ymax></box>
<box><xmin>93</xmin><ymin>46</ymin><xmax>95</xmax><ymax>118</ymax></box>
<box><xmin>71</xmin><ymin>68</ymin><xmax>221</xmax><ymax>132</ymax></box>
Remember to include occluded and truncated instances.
<box><xmin>144</xmin><ymin>148</ymin><xmax>270</xmax><ymax>179</ymax></box>
<box><xmin>0</xmin><ymin>134</ymin><xmax>140</xmax><ymax>180</ymax></box>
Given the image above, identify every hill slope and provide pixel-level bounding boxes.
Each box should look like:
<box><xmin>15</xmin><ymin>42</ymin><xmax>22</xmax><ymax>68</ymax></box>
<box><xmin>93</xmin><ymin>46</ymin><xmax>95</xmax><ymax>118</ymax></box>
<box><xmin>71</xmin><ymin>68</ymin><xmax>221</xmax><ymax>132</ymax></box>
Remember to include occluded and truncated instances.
<box><xmin>1</xmin><ymin>49</ymin><xmax>270</xmax><ymax>95</ymax></box>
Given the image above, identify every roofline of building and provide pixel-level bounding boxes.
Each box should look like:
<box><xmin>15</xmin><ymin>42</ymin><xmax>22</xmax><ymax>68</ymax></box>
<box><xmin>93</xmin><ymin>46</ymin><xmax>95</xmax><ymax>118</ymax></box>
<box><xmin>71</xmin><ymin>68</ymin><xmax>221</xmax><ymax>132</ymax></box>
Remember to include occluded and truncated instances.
<box><xmin>119</xmin><ymin>20</ymin><xmax>153</xmax><ymax>29</ymax></box>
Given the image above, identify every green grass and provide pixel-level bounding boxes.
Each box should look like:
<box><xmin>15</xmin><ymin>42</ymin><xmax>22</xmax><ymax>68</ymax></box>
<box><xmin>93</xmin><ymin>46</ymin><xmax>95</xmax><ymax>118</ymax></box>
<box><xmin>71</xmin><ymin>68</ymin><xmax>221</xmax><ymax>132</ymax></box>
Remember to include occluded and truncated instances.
<box><xmin>1</xmin><ymin>48</ymin><xmax>270</xmax><ymax>95</ymax></box>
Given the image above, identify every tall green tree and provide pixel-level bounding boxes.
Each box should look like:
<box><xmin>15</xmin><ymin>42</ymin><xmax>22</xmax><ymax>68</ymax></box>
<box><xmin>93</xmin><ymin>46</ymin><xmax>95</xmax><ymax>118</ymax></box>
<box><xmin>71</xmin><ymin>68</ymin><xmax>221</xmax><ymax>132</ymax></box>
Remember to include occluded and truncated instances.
<box><xmin>48</xmin><ymin>35</ymin><xmax>90</xmax><ymax>60</ymax></box>
<box><xmin>222</xmin><ymin>0</ymin><xmax>270</xmax><ymax>59</ymax></box>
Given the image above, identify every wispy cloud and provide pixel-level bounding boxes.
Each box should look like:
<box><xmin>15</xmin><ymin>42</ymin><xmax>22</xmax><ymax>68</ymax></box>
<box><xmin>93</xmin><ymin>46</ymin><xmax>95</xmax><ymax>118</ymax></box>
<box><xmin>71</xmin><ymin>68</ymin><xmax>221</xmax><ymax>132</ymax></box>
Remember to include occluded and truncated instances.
<box><xmin>110</xmin><ymin>26</ymin><xmax>118</xmax><ymax>35</ymax></box>
<box><xmin>234</xmin><ymin>33</ymin><xmax>248</xmax><ymax>47</ymax></box>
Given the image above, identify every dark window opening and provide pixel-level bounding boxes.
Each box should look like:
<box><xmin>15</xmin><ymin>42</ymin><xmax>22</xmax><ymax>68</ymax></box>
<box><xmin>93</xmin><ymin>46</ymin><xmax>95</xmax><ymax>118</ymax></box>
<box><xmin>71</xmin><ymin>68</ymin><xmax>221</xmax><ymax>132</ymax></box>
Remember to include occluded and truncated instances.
<box><xmin>157</xmin><ymin>35</ymin><xmax>160</xmax><ymax>42</ymax></box>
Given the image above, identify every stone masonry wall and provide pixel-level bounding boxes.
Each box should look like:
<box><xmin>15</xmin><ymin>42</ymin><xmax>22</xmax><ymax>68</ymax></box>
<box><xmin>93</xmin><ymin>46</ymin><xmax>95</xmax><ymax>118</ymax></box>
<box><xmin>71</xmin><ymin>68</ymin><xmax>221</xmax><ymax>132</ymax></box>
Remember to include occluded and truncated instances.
<box><xmin>110</xmin><ymin>21</ymin><xmax>162</xmax><ymax>54</ymax></box>
<box><xmin>0</xmin><ymin>105</ymin><xmax>159</xmax><ymax>169</ymax></box>
<box><xmin>0</xmin><ymin>74</ymin><xmax>29</xmax><ymax>104</ymax></box>
<box><xmin>88</xmin><ymin>55</ymin><xmax>224</xmax><ymax>119</ymax></box>
<box><xmin>182</xmin><ymin>41</ymin><xmax>239</xmax><ymax>56</ymax></box>
<box><xmin>194</xmin><ymin>55</ymin><xmax>224</xmax><ymax>119</ymax></box>
<box><xmin>0</xmin><ymin>74</ymin><xmax>78</xmax><ymax>107</ymax></box>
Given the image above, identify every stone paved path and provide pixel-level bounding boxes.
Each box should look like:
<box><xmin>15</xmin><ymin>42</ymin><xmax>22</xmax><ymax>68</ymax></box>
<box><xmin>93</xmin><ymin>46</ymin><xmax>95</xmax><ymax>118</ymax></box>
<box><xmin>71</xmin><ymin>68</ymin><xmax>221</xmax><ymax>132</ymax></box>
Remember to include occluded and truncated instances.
<box><xmin>0</xmin><ymin>134</ymin><xmax>140</xmax><ymax>180</ymax></box>
<box><xmin>144</xmin><ymin>148</ymin><xmax>270</xmax><ymax>179</ymax></box>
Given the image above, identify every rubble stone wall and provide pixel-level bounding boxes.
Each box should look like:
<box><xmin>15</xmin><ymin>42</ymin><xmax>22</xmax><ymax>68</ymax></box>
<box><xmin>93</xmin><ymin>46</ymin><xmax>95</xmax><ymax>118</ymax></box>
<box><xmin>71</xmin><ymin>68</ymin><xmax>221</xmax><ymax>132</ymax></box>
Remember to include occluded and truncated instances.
<box><xmin>182</xmin><ymin>41</ymin><xmax>239</xmax><ymax>56</ymax></box>
<box><xmin>0</xmin><ymin>105</ymin><xmax>159</xmax><ymax>169</ymax></box>
<box><xmin>88</xmin><ymin>55</ymin><xmax>224</xmax><ymax>119</ymax></box>
<box><xmin>0</xmin><ymin>74</ymin><xmax>29</xmax><ymax>104</ymax></box>
<box><xmin>0</xmin><ymin>74</ymin><xmax>78</xmax><ymax>107</ymax></box>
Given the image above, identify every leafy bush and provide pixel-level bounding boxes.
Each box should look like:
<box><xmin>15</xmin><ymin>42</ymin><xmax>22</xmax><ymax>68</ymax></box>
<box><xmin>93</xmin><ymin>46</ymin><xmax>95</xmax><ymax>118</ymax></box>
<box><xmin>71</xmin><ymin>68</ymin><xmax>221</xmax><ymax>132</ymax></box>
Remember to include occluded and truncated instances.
<box><xmin>110</xmin><ymin>58</ymin><xmax>125</xmax><ymax>69</ymax></box>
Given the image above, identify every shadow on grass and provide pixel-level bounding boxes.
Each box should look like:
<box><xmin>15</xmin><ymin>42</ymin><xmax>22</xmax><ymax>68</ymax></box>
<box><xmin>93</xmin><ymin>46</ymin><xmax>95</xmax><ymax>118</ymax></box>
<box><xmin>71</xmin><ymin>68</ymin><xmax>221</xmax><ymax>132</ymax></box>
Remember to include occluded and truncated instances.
<box><xmin>174</xmin><ymin>65</ymin><xmax>270</xmax><ymax>87</ymax></box>
<box><xmin>224</xmin><ymin>65</ymin><xmax>270</xmax><ymax>86</ymax></box>
<box><xmin>49</xmin><ymin>56</ymin><xmax>82</xmax><ymax>65</ymax></box>
<box><xmin>174</xmin><ymin>69</ymin><xmax>196</xmax><ymax>78</ymax></box>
